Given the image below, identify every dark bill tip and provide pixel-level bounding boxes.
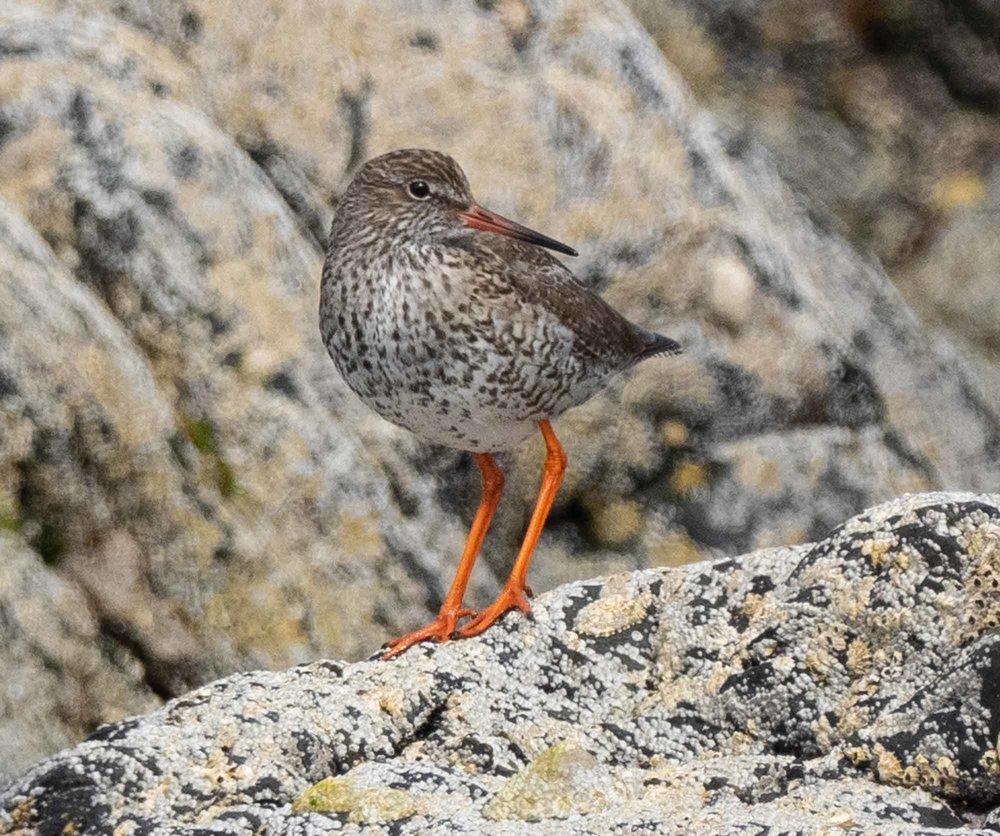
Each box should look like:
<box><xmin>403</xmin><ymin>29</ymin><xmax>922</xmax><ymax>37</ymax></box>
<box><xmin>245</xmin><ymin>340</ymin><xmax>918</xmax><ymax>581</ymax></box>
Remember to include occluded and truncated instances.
<box><xmin>458</xmin><ymin>204</ymin><xmax>578</xmax><ymax>257</ymax></box>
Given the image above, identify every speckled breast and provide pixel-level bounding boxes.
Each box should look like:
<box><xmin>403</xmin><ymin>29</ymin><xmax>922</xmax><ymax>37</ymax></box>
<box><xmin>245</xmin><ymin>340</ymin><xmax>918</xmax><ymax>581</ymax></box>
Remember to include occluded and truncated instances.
<box><xmin>320</xmin><ymin>252</ymin><xmax>603</xmax><ymax>452</ymax></box>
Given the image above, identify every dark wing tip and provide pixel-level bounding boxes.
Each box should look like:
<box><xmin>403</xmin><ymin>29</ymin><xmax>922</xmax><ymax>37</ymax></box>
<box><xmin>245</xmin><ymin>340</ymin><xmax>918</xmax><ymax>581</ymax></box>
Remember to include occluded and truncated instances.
<box><xmin>636</xmin><ymin>331</ymin><xmax>683</xmax><ymax>360</ymax></box>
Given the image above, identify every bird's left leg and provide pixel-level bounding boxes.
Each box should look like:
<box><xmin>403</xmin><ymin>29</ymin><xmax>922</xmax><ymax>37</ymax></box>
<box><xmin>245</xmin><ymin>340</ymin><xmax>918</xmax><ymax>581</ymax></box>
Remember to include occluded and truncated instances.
<box><xmin>458</xmin><ymin>420</ymin><xmax>566</xmax><ymax>638</ymax></box>
<box><xmin>383</xmin><ymin>453</ymin><xmax>504</xmax><ymax>659</ymax></box>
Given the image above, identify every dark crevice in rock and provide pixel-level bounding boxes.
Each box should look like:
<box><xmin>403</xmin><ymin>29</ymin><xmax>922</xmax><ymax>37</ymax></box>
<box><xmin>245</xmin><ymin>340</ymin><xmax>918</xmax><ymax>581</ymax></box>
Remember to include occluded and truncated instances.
<box><xmin>410</xmin><ymin>701</ymin><xmax>449</xmax><ymax>746</ymax></box>
<box><xmin>881</xmin><ymin>427</ymin><xmax>937</xmax><ymax>484</ymax></box>
<box><xmin>340</xmin><ymin>84</ymin><xmax>372</xmax><ymax>175</ymax></box>
<box><xmin>729</xmin><ymin>233</ymin><xmax>802</xmax><ymax>311</ymax></box>
<box><xmin>381</xmin><ymin>461</ymin><xmax>421</xmax><ymax>519</ymax></box>
<box><xmin>95</xmin><ymin>616</ymin><xmax>195</xmax><ymax>702</ymax></box>
<box><xmin>244</xmin><ymin>140</ymin><xmax>328</xmax><ymax>251</ymax></box>
<box><xmin>386</xmin><ymin>541</ymin><xmax>446</xmax><ymax>614</ymax></box>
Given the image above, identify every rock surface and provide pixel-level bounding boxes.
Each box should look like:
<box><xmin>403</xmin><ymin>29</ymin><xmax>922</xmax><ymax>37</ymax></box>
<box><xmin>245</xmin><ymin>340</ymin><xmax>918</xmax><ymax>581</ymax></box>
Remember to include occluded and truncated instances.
<box><xmin>626</xmin><ymin>0</ymin><xmax>1000</xmax><ymax>409</ymax></box>
<box><xmin>2</xmin><ymin>493</ymin><xmax>999</xmax><ymax>833</ymax></box>
<box><xmin>2</xmin><ymin>0</ymin><xmax>999</xmax><ymax>776</ymax></box>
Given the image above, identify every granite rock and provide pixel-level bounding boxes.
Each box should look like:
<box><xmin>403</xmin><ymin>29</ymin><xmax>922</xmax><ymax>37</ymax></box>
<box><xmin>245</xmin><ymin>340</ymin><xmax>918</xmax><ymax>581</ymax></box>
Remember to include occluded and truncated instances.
<box><xmin>626</xmin><ymin>0</ymin><xmax>1000</xmax><ymax>410</ymax></box>
<box><xmin>2</xmin><ymin>492</ymin><xmax>999</xmax><ymax>834</ymax></box>
<box><xmin>1</xmin><ymin>0</ymin><xmax>998</xmax><ymax>774</ymax></box>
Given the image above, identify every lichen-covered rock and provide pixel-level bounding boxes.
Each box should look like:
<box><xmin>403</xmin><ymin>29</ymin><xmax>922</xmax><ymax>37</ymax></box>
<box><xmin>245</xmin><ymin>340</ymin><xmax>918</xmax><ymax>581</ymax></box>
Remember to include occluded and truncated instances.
<box><xmin>2</xmin><ymin>0</ymin><xmax>999</xmax><ymax>775</ymax></box>
<box><xmin>625</xmin><ymin>0</ymin><xmax>1000</xmax><ymax>411</ymax></box>
<box><xmin>2</xmin><ymin>493</ymin><xmax>998</xmax><ymax>833</ymax></box>
<box><xmin>292</xmin><ymin>776</ymin><xmax>418</xmax><ymax>823</ymax></box>
<box><xmin>0</xmin><ymin>531</ymin><xmax>158</xmax><ymax>781</ymax></box>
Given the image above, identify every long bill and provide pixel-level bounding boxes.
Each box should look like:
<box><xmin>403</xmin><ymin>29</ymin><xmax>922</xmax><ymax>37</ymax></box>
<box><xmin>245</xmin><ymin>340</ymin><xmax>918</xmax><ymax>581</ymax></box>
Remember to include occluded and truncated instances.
<box><xmin>457</xmin><ymin>203</ymin><xmax>578</xmax><ymax>257</ymax></box>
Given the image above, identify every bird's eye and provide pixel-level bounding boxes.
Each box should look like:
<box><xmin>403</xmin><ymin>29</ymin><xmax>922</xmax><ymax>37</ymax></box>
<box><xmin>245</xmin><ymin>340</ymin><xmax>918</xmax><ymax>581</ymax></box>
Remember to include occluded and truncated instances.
<box><xmin>407</xmin><ymin>180</ymin><xmax>431</xmax><ymax>200</ymax></box>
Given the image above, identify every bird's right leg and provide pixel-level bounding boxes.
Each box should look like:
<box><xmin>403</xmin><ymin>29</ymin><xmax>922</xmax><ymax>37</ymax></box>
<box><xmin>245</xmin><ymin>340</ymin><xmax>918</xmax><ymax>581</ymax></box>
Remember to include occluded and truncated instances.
<box><xmin>382</xmin><ymin>453</ymin><xmax>504</xmax><ymax>659</ymax></box>
<box><xmin>458</xmin><ymin>420</ymin><xmax>565</xmax><ymax>638</ymax></box>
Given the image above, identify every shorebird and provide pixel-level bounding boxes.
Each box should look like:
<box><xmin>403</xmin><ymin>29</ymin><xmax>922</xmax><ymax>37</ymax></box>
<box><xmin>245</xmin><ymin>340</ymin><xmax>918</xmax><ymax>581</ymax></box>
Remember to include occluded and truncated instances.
<box><xmin>320</xmin><ymin>149</ymin><xmax>681</xmax><ymax>658</ymax></box>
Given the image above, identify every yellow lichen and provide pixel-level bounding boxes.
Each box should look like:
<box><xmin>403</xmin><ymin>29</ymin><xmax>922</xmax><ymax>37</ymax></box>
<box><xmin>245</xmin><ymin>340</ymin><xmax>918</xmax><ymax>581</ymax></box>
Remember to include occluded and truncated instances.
<box><xmin>825</xmin><ymin>809</ymin><xmax>855</xmax><ymax>829</ymax></box>
<box><xmin>649</xmin><ymin>530</ymin><xmax>705</xmax><ymax>567</ymax></box>
<box><xmin>979</xmin><ymin>735</ymin><xmax>1000</xmax><ymax>775</ymax></box>
<box><xmin>960</xmin><ymin>521</ymin><xmax>1000</xmax><ymax>642</ymax></box>
<box><xmin>875</xmin><ymin>746</ymin><xmax>904</xmax><ymax>784</ymax></box>
<box><xmin>732</xmin><ymin>451</ymin><xmax>781</xmax><ymax>494</ymax></box>
<box><xmin>8</xmin><ymin>796</ymin><xmax>36</xmax><ymax>828</ymax></box>
<box><xmin>843</xmin><ymin>746</ymin><xmax>871</xmax><ymax>767</ymax></box>
<box><xmin>204</xmin><ymin>575</ymin><xmax>308</xmax><ymax>665</ymax></box>
<box><xmin>874</xmin><ymin>746</ymin><xmax>962</xmax><ymax>796</ymax></box>
<box><xmin>834</xmin><ymin>694</ymin><xmax>871</xmax><ymax>739</ymax></box>
<box><xmin>901</xmin><ymin>754</ymin><xmax>961</xmax><ymax>796</ymax></box>
<box><xmin>931</xmin><ymin>171</ymin><xmax>986</xmax><ymax>211</ymax></box>
<box><xmin>660</xmin><ymin>419</ymin><xmax>688</xmax><ymax>448</ymax></box>
<box><xmin>292</xmin><ymin>776</ymin><xmax>416</xmax><ymax>822</ymax></box>
<box><xmin>669</xmin><ymin>461</ymin><xmax>709</xmax><ymax>497</ymax></box>
<box><xmin>845</xmin><ymin>638</ymin><xmax>872</xmax><ymax>674</ymax></box>
<box><xmin>336</xmin><ymin>510</ymin><xmax>386</xmax><ymax>560</ymax></box>
<box><xmin>590</xmin><ymin>499</ymin><xmax>643</xmax><ymax>546</ymax></box>
<box><xmin>741</xmin><ymin>592</ymin><xmax>764</xmax><ymax>618</ymax></box>
<box><xmin>483</xmin><ymin>741</ymin><xmax>616</xmax><ymax>821</ymax></box>
<box><xmin>861</xmin><ymin>535</ymin><xmax>897</xmax><ymax>569</ymax></box>
<box><xmin>805</xmin><ymin>625</ymin><xmax>847</xmax><ymax>680</ymax></box>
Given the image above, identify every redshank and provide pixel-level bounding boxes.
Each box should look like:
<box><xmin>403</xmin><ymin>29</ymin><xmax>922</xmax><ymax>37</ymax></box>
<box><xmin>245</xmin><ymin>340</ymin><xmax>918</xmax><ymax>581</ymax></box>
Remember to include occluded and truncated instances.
<box><xmin>320</xmin><ymin>149</ymin><xmax>681</xmax><ymax>658</ymax></box>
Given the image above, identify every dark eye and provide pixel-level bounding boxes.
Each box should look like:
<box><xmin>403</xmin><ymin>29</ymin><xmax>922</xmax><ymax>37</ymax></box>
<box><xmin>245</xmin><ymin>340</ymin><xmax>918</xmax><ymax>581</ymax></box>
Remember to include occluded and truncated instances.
<box><xmin>407</xmin><ymin>180</ymin><xmax>430</xmax><ymax>200</ymax></box>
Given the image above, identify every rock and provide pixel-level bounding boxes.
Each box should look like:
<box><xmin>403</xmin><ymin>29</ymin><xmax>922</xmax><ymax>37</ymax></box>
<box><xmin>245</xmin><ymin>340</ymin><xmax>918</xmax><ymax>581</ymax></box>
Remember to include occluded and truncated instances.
<box><xmin>0</xmin><ymin>531</ymin><xmax>158</xmax><ymax>782</ymax></box>
<box><xmin>2</xmin><ymin>492</ymin><xmax>998</xmax><ymax>833</ymax></box>
<box><xmin>625</xmin><ymin>0</ymin><xmax>1000</xmax><ymax>411</ymax></box>
<box><xmin>292</xmin><ymin>777</ymin><xmax>418</xmax><ymax>823</ymax></box>
<box><xmin>2</xmin><ymin>0</ymin><xmax>999</xmax><ymax>773</ymax></box>
<box><xmin>483</xmin><ymin>740</ymin><xmax>627</xmax><ymax>822</ymax></box>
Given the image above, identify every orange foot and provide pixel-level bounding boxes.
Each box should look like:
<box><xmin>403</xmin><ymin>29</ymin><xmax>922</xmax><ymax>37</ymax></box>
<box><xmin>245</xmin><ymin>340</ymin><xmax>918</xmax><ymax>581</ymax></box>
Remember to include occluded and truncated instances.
<box><xmin>456</xmin><ymin>585</ymin><xmax>531</xmax><ymax>639</ymax></box>
<box><xmin>382</xmin><ymin>608</ymin><xmax>474</xmax><ymax>660</ymax></box>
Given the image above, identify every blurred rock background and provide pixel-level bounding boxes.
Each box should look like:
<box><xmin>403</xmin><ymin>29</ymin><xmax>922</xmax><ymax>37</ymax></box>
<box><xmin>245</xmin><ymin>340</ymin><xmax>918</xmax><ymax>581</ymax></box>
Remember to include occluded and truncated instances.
<box><xmin>627</xmin><ymin>0</ymin><xmax>1000</xmax><ymax>404</ymax></box>
<box><xmin>0</xmin><ymin>0</ymin><xmax>997</xmax><ymax>780</ymax></box>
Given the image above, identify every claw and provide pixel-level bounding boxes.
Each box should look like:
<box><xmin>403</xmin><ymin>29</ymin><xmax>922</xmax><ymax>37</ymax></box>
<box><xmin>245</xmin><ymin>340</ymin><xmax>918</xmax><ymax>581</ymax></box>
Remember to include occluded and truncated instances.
<box><xmin>456</xmin><ymin>585</ymin><xmax>532</xmax><ymax>639</ymax></box>
<box><xmin>382</xmin><ymin>608</ymin><xmax>473</xmax><ymax>659</ymax></box>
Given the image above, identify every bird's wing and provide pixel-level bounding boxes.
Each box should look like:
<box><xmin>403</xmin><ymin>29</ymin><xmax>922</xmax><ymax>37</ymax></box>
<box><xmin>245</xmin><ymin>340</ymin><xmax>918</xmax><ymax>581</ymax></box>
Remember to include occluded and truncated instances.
<box><xmin>453</xmin><ymin>235</ymin><xmax>659</xmax><ymax>367</ymax></box>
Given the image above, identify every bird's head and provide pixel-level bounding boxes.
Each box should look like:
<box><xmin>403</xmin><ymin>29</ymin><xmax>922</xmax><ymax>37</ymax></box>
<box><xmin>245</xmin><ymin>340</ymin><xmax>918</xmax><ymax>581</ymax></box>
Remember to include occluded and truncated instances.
<box><xmin>338</xmin><ymin>148</ymin><xmax>577</xmax><ymax>257</ymax></box>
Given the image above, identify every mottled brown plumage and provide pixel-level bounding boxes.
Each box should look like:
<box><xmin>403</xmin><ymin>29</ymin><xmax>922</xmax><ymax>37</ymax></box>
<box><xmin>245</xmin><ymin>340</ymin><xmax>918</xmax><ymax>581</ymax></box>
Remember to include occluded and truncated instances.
<box><xmin>320</xmin><ymin>149</ymin><xmax>680</xmax><ymax>656</ymax></box>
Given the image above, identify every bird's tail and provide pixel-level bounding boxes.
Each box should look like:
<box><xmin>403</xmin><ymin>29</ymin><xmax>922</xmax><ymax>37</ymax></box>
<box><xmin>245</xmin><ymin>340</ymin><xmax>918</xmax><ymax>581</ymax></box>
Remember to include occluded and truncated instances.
<box><xmin>635</xmin><ymin>329</ymin><xmax>683</xmax><ymax>361</ymax></box>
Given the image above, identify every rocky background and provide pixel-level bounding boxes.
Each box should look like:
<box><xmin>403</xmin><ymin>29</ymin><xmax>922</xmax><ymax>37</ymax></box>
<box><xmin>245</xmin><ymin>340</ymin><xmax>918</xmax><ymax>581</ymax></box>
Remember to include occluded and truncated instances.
<box><xmin>626</xmin><ymin>0</ymin><xmax>1000</xmax><ymax>409</ymax></box>
<box><xmin>0</xmin><ymin>0</ymin><xmax>998</xmax><ymax>783</ymax></box>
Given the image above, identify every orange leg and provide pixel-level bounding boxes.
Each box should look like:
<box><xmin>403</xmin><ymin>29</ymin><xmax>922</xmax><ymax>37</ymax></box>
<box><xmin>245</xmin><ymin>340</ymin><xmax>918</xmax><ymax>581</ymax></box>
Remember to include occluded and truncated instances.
<box><xmin>383</xmin><ymin>453</ymin><xmax>504</xmax><ymax>659</ymax></box>
<box><xmin>458</xmin><ymin>420</ymin><xmax>566</xmax><ymax>638</ymax></box>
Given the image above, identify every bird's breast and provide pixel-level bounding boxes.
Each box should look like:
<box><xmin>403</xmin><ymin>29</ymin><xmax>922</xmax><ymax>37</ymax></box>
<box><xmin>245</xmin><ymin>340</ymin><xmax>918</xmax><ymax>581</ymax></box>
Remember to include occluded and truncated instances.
<box><xmin>322</xmin><ymin>254</ymin><xmax>469</xmax><ymax>390</ymax></box>
<box><xmin>319</xmin><ymin>247</ymin><xmax>616</xmax><ymax>448</ymax></box>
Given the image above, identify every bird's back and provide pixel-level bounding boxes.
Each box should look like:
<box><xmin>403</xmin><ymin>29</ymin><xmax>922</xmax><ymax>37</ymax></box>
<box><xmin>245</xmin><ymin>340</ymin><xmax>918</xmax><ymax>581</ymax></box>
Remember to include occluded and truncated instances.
<box><xmin>450</xmin><ymin>233</ymin><xmax>679</xmax><ymax>370</ymax></box>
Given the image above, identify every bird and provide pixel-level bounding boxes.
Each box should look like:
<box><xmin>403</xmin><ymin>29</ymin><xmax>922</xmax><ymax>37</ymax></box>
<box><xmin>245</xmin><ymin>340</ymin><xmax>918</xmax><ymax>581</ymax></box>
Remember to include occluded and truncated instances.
<box><xmin>320</xmin><ymin>149</ymin><xmax>681</xmax><ymax>658</ymax></box>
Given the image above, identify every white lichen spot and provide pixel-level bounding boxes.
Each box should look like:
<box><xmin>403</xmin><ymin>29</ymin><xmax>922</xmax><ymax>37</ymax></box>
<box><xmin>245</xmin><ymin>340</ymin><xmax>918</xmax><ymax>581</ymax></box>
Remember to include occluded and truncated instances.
<box><xmin>706</xmin><ymin>253</ymin><xmax>754</xmax><ymax>330</ymax></box>
<box><xmin>772</xmin><ymin>655</ymin><xmax>795</xmax><ymax>675</ymax></box>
